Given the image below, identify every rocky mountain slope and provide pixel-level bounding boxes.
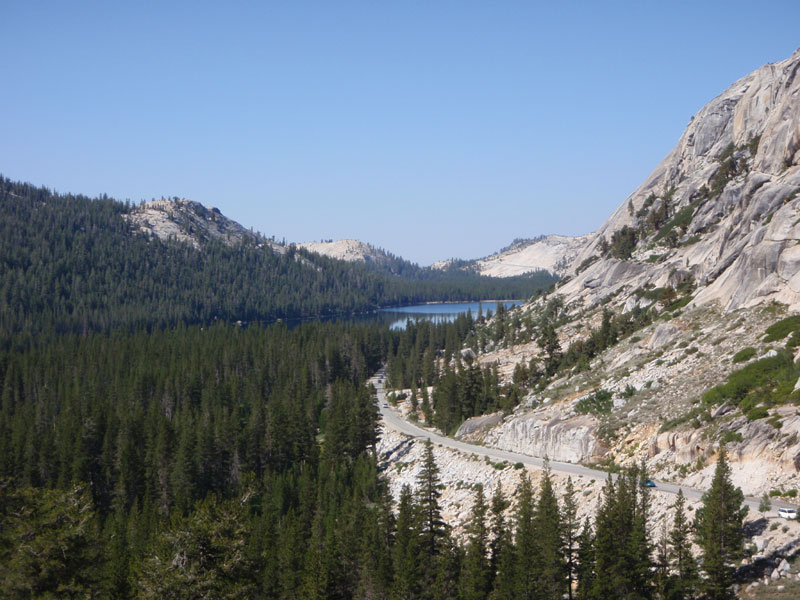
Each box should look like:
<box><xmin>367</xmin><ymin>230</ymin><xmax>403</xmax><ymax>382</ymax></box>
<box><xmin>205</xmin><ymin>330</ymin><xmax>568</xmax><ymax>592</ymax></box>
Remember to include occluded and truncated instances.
<box><xmin>557</xmin><ymin>48</ymin><xmax>800</xmax><ymax>313</ymax></box>
<box><xmin>379</xmin><ymin>50</ymin><xmax>800</xmax><ymax>552</ymax></box>
<box><xmin>126</xmin><ymin>198</ymin><xmax>285</xmax><ymax>252</ymax></box>
<box><xmin>298</xmin><ymin>238</ymin><xmax>394</xmax><ymax>265</ymax></box>
<box><xmin>469</xmin><ymin>49</ymin><xmax>800</xmax><ymax>495</ymax></box>
<box><xmin>433</xmin><ymin>234</ymin><xmax>590</xmax><ymax>277</ymax></box>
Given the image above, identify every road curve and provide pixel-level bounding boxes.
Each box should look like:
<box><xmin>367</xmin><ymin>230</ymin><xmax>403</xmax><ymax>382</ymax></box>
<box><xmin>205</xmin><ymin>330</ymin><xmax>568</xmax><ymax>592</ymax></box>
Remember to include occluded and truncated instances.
<box><xmin>368</xmin><ymin>370</ymin><xmax>798</xmax><ymax>514</ymax></box>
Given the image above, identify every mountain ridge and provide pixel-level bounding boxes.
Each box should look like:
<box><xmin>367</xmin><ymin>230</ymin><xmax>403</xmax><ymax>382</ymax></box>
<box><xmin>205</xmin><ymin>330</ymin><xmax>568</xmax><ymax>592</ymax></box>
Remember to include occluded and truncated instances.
<box><xmin>298</xmin><ymin>239</ymin><xmax>397</xmax><ymax>266</ymax></box>
<box><xmin>554</xmin><ymin>47</ymin><xmax>800</xmax><ymax>314</ymax></box>
<box><xmin>378</xmin><ymin>50</ymin><xmax>800</xmax><ymax>521</ymax></box>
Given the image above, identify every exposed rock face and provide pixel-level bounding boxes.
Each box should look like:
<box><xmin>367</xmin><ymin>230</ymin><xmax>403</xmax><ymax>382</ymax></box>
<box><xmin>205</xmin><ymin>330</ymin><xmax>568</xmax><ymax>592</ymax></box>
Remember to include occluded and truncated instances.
<box><xmin>298</xmin><ymin>239</ymin><xmax>394</xmax><ymax>265</ymax></box>
<box><xmin>481</xmin><ymin>407</ymin><xmax>605</xmax><ymax>464</ymax></box>
<box><xmin>551</xmin><ymin>49</ymin><xmax>800</xmax><ymax>313</ymax></box>
<box><xmin>645</xmin><ymin>323</ymin><xmax>684</xmax><ymax>350</ymax></box>
<box><xmin>126</xmin><ymin>198</ymin><xmax>283</xmax><ymax>252</ymax></box>
<box><xmin>519</xmin><ymin>49</ymin><xmax>800</xmax><ymax>492</ymax></box>
<box><xmin>432</xmin><ymin>234</ymin><xmax>590</xmax><ymax>277</ymax></box>
<box><xmin>455</xmin><ymin>411</ymin><xmax>505</xmax><ymax>439</ymax></box>
<box><xmin>471</xmin><ymin>234</ymin><xmax>591</xmax><ymax>277</ymax></box>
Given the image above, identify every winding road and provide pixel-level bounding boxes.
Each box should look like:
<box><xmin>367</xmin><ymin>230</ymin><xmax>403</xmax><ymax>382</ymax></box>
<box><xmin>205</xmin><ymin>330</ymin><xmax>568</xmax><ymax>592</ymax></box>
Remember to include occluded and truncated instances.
<box><xmin>369</xmin><ymin>370</ymin><xmax>798</xmax><ymax>514</ymax></box>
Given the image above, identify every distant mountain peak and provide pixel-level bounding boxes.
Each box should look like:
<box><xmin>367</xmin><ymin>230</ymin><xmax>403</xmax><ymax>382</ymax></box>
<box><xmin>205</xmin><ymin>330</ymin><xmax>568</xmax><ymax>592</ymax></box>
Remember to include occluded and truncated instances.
<box><xmin>433</xmin><ymin>234</ymin><xmax>590</xmax><ymax>277</ymax></box>
<box><xmin>125</xmin><ymin>197</ymin><xmax>284</xmax><ymax>253</ymax></box>
<box><xmin>298</xmin><ymin>239</ymin><xmax>395</xmax><ymax>265</ymax></box>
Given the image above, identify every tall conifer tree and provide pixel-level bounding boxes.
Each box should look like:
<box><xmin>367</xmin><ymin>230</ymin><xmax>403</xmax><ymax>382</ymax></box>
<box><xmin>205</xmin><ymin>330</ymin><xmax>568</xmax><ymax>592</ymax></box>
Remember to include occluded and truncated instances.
<box><xmin>461</xmin><ymin>484</ymin><xmax>490</xmax><ymax>600</ymax></box>
<box><xmin>695</xmin><ymin>447</ymin><xmax>747</xmax><ymax>600</ymax></box>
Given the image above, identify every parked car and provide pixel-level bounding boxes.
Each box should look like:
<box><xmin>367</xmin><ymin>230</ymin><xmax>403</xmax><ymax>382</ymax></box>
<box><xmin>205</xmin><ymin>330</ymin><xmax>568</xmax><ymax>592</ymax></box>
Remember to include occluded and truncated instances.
<box><xmin>778</xmin><ymin>507</ymin><xmax>797</xmax><ymax>519</ymax></box>
<box><xmin>643</xmin><ymin>479</ymin><xmax>656</xmax><ymax>488</ymax></box>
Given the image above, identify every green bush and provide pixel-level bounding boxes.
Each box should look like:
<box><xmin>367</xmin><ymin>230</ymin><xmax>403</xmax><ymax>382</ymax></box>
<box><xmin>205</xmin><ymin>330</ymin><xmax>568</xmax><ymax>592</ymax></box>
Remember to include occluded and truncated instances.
<box><xmin>719</xmin><ymin>430</ymin><xmax>743</xmax><ymax>444</ymax></box>
<box><xmin>732</xmin><ymin>347</ymin><xmax>756</xmax><ymax>363</ymax></box>
<box><xmin>764</xmin><ymin>315</ymin><xmax>800</xmax><ymax>342</ymax></box>
<box><xmin>575</xmin><ymin>389</ymin><xmax>613</xmax><ymax>415</ymax></box>
<box><xmin>701</xmin><ymin>351</ymin><xmax>798</xmax><ymax>409</ymax></box>
<box><xmin>666</xmin><ymin>296</ymin><xmax>692</xmax><ymax>312</ymax></box>
<box><xmin>653</xmin><ymin>202</ymin><xmax>698</xmax><ymax>243</ymax></box>
<box><xmin>746</xmin><ymin>406</ymin><xmax>769</xmax><ymax>421</ymax></box>
<box><xmin>786</xmin><ymin>330</ymin><xmax>800</xmax><ymax>349</ymax></box>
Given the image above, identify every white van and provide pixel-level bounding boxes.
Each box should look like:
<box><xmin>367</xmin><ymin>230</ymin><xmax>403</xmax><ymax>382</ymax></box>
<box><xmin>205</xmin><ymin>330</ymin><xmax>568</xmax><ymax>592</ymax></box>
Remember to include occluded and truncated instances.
<box><xmin>777</xmin><ymin>507</ymin><xmax>797</xmax><ymax>519</ymax></box>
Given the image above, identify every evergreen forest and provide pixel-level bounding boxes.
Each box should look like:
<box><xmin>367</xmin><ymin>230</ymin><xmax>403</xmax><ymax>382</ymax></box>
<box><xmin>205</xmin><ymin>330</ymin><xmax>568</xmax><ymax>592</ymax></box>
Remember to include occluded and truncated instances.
<box><xmin>0</xmin><ymin>175</ymin><xmax>749</xmax><ymax>598</ymax></box>
<box><xmin>0</xmin><ymin>177</ymin><xmax>555</xmax><ymax>340</ymax></box>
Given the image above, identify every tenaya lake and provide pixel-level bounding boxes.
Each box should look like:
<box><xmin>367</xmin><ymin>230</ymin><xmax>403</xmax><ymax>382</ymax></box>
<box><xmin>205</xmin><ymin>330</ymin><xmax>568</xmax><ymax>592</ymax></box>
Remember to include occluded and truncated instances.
<box><xmin>377</xmin><ymin>301</ymin><xmax>524</xmax><ymax>329</ymax></box>
<box><xmin>275</xmin><ymin>300</ymin><xmax>525</xmax><ymax>330</ymax></box>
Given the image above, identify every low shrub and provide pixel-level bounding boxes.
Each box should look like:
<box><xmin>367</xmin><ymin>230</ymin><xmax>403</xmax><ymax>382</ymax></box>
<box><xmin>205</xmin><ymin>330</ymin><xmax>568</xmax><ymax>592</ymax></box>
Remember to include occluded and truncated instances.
<box><xmin>746</xmin><ymin>406</ymin><xmax>769</xmax><ymax>421</ymax></box>
<box><xmin>666</xmin><ymin>296</ymin><xmax>693</xmax><ymax>312</ymax></box>
<box><xmin>702</xmin><ymin>351</ymin><xmax>798</xmax><ymax>409</ymax></box>
<box><xmin>575</xmin><ymin>389</ymin><xmax>613</xmax><ymax>415</ymax></box>
<box><xmin>719</xmin><ymin>430</ymin><xmax>743</xmax><ymax>444</ymax></box>
<box><xmin>732</xmin><ymin>347</ymin><xmax>756</xmax><ymax>363</ymax></box>
<box><xmin>764</xmin><ymin>315</ymin><xmax>800</xmax><ymax>342</ymax></box>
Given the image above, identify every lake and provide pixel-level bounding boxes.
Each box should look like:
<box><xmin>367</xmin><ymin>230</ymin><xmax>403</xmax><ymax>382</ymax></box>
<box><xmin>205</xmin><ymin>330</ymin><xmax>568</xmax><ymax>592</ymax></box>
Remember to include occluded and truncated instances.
<box><xmin>378</xmin><ymin>300</ymin><xmax>523</xmax><ymax>329</ymax></box>
<box><xmin>279</xmin><ymin>300</ymin><xmax>524</xmax><ymax>330</ymax></box>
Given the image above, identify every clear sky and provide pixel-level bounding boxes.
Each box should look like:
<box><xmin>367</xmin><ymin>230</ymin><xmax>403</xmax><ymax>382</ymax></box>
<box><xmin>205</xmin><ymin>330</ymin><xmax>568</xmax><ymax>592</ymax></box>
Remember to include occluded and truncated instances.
<box><xmin>2</xmin><ymin>1</ymin><xmax>798</xmax><ymax>265</ymax></box>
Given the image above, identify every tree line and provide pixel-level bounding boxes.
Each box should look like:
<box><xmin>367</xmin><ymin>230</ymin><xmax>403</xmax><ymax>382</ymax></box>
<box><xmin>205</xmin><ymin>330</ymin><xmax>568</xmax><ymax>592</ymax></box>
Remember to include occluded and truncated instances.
<box><xmin>0</xmin><ymin>176</ymin><xmax>555</xmax><ymax>342</ymax></box>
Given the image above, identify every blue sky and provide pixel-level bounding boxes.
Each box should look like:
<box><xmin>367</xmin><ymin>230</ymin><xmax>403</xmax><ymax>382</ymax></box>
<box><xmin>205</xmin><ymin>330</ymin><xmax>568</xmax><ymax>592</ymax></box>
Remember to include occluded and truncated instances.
<box><xmin>2</xmin><ymin>1</ymin><xmax>799</xmax><ymax>265</ymax></box>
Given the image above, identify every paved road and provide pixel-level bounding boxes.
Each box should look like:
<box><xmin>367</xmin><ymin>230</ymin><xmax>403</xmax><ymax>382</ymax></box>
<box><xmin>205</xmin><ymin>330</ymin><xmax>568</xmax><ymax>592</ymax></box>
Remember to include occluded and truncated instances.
<box><xmin>368</xmin><ymin>370</ymin><xmax>798</xmax><ymax>514</ymax></box>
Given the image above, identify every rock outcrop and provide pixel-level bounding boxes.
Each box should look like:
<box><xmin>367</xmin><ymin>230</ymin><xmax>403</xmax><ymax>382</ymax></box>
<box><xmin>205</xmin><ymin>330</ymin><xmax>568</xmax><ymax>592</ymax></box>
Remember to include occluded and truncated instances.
<box><xmin>438</xmin><ymin>50</ymin><xmax>800</xmax><ymax>503</ymax></box>
<box><xmin>298</xmin><ymin>239</ymin><xmax>394</xmax><ymax>265</ymax></box>
<box><xmin>126</xmin><ymin>198</ymin><xmax>284</xmax><ymax>252</ymax></box>
<box><xmin>555</xmin><ymin>48</ymin><xmax>800</xmax><ymax>313</ymax></box>
<box><xmin>474</xmin><ymin>235</ymin><xmax>591</xmax><ymax>277</ymax></box>
<box><xmin>481</xmin><ymin>408</ymin><xmax>605</xmax><ymax>464</ymax></box>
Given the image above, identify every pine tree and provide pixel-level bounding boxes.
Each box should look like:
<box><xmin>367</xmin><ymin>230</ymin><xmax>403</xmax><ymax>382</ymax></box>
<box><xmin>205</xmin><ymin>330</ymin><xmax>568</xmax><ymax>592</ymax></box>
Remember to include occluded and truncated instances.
<box><xmin>488</xmin><ymin>486</ymin><xmax>513</xmax><ymax>599</ymax></box>
<box><xmin>654</xmin><ymin>519</ymin><xmax>670</xmax><ymax>600</ymax></box>
<box><xmin>433</xmin><ymin>534</ymin><xmax>462</xmax><ymax>600</ymax></box>
<box><xmin>417</xmin><ymin>440</ymin><xmax>445</xmax><ymax>592</ymax></box>
<box><xmin>135</xmin><ymin>492</ymin><xmax>258</xmax><ymax>599</ymax></box>
<box><xmin>536</xmin><ymin>467</ymin><xmax>566</xmax><ymax>599</ymax></box>
<box><xmin>393</xmin><ymin>484</ymin><xmax>421</xmax><ymax>599</ymax></box>
<box><xmin>562</xmin><ymin>477</ymin><xmax>580</xmax><ymax>600</ymax></box>
<box><xmin>461</xmin><ymin>484</ymin><xmax>490</xmax><ymax>600</ymax></box>
<box><xmin>591</xmin><ymin>475</ymin><xmax>618</xmax><ymax>599</ymax></box>
<box><xmin>694</xmin><ymin>447</ymin><xmax>747</xmax><ymax>600</ymax></box>
<box><xmin>513</xmin><ymin>474</ymin><xmax>540</xmax><ymax>600</ymax></box>
<box><xmin>667</xmin><ymin>490</ymin><xmax>698</xmax><ymax>599</ymax></box>
<box><xmin>575</xmin><ymin>518</ymin><xmax>595</xmax><ymax>600</ymax></box>
<box><xmin>0</xmin><ymin>485</ymin><xmax>104</xmax><ymax>598</ymax></box>
<box><xmin>628</xmin><ymin>462</ymin><xmax>653</xmax><ymax>598</ymax></box>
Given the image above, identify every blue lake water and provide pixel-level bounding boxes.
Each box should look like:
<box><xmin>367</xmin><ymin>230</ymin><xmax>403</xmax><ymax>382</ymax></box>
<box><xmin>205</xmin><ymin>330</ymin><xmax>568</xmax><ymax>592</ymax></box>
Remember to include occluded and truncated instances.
<box><xmin>379</xmin><ymin>300</ymin><xmax>523</xmax><ymax>329</ymax></box>
<box><xmin>280</xmin><ymin>300</ymin><xmax>524</xmax><ymax>330</ymax></box>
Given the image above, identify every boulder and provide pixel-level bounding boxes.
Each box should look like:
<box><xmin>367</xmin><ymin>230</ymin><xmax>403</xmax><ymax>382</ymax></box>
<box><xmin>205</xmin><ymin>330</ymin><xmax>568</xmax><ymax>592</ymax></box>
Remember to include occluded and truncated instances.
<box><xmin>645</xmin><ymin>323</ymin><xmax>682</xmax><ymax>350</ymax></box>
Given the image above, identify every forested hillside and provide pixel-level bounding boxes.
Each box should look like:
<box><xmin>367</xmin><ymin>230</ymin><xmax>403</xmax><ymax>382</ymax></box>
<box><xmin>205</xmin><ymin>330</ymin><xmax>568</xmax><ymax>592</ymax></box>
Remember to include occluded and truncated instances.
<box><xmin>0</xmin><ymin>320</ymin><xmax>390</xmax><ymax>596</ymax></box>
<box><xmin>0</xmin><ymin>177</ymin><xmax>555</xmax><ymax>340</ymax></box>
